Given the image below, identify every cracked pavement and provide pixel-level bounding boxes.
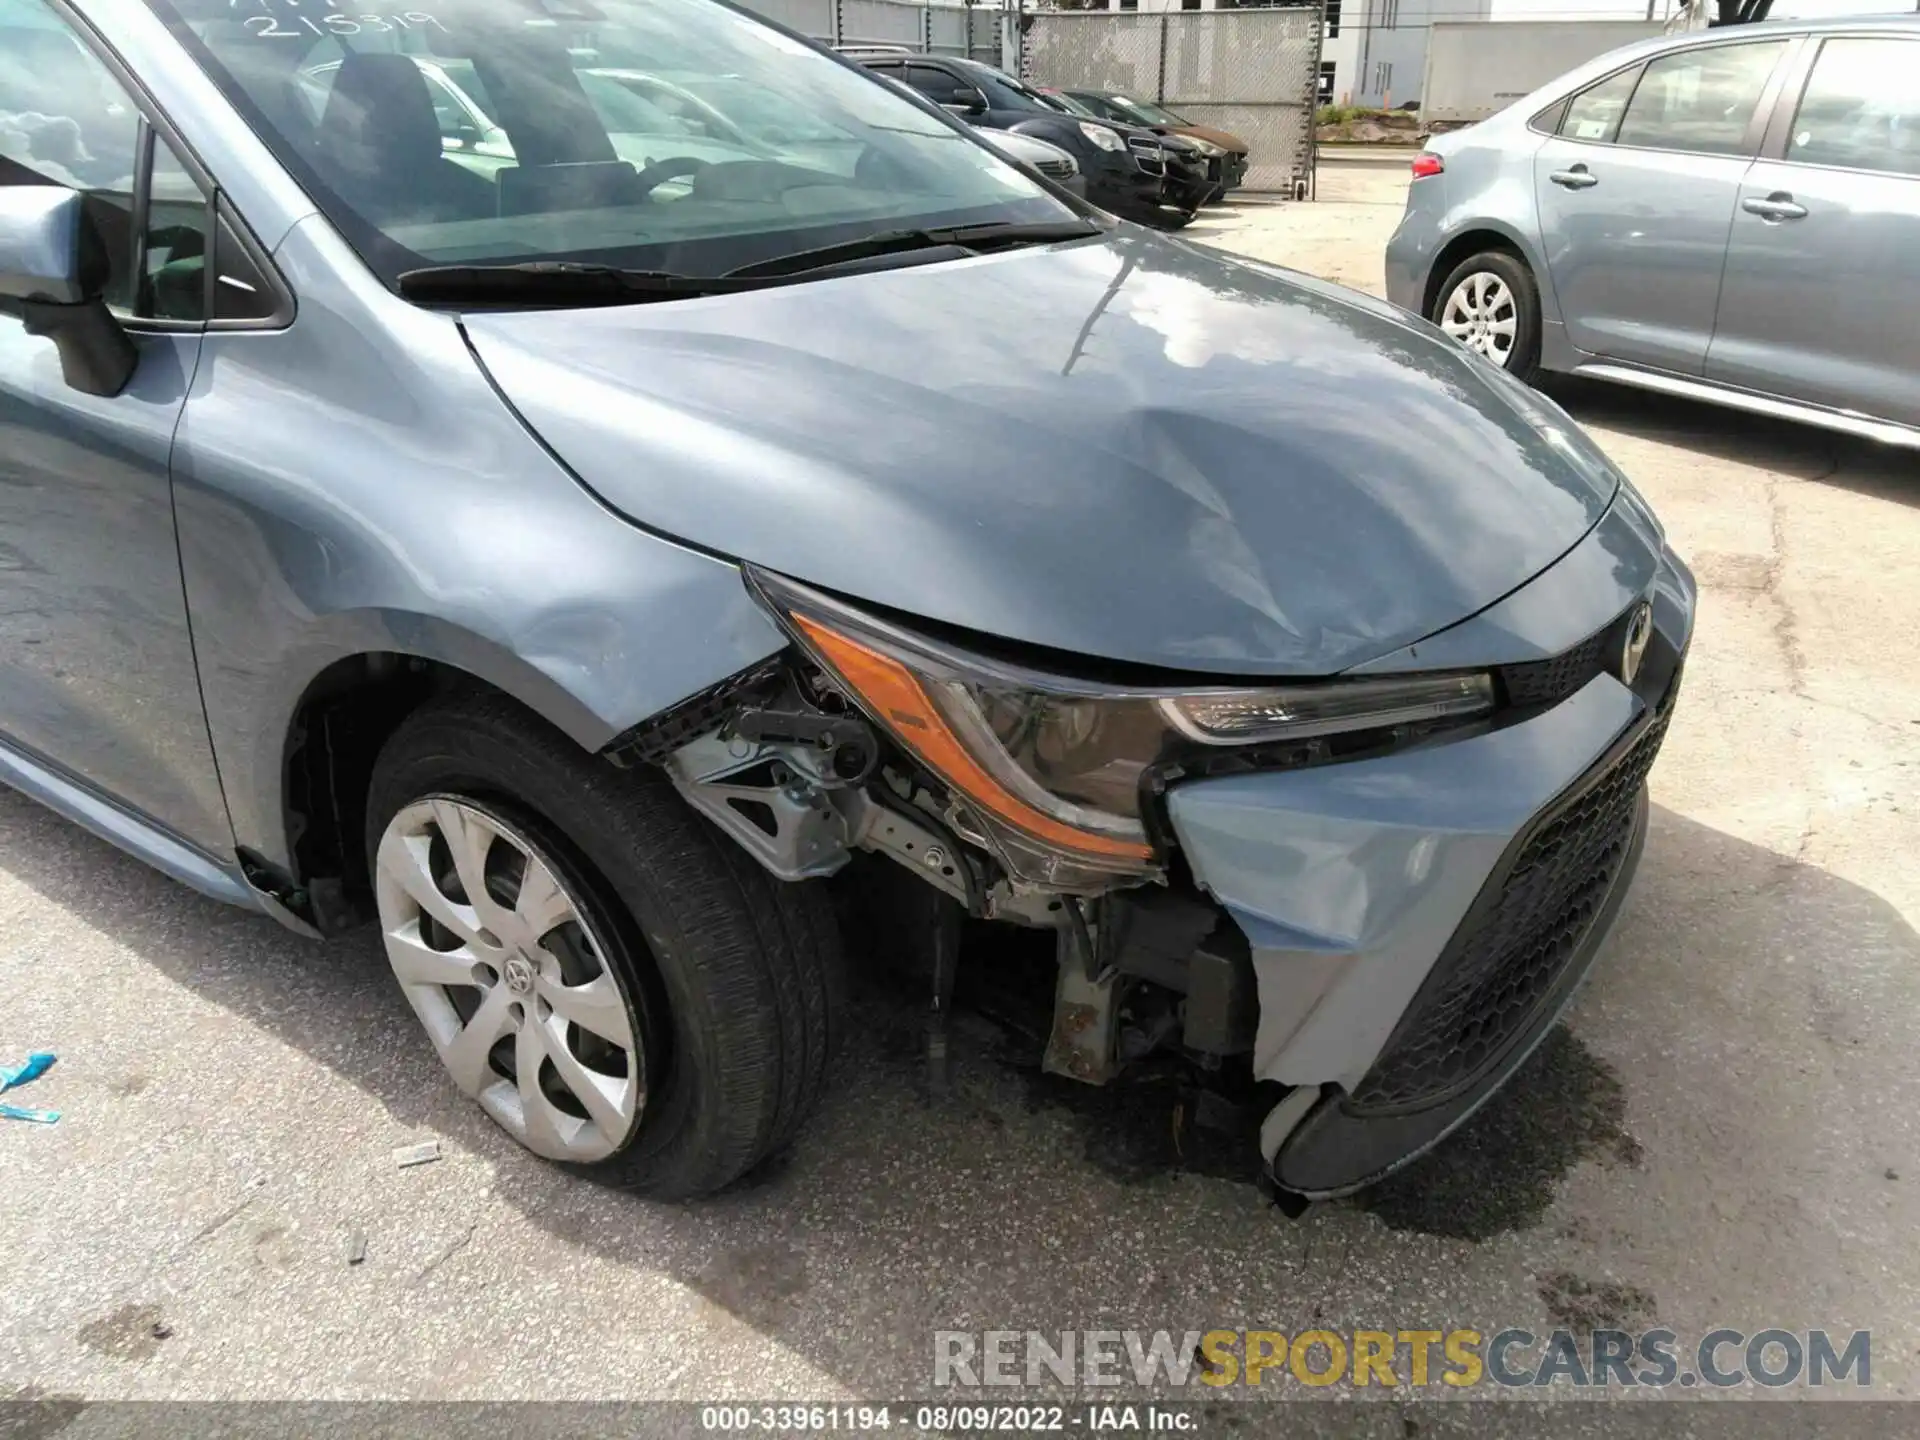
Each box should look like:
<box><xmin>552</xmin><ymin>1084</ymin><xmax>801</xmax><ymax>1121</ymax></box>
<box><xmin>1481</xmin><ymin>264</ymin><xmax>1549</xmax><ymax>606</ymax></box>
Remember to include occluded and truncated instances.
<box><xmin>2</xmin><ymin>163</ymin><xmax>1918</xmax><ymax>1408</ymax></box>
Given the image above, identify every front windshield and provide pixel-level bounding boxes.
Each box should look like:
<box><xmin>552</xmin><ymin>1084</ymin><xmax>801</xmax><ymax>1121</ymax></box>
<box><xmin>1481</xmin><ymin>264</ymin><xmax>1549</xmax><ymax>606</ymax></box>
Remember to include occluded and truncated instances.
<box><xmin>952</xmin><ymin>59</ymin><xmax>1053</xmax><ymax>116</ymax></box>
<box><xmin>1107</xmin><ymin>95</ymin><xmax>1185</xmax><ymax>128</ymax></box>
<box><xmin>143</xmin><ymin>0</ymin><xmax>1075</xmax><ymax>287</ymax></box>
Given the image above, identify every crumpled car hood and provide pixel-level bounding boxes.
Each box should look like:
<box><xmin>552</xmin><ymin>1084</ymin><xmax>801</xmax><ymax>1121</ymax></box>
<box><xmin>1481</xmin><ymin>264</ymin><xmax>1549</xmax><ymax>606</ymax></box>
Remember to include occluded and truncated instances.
<box><xmin>463</xmin><ymin>230</ymin><xmax>1619</xmax><ymax>676</ymax></box>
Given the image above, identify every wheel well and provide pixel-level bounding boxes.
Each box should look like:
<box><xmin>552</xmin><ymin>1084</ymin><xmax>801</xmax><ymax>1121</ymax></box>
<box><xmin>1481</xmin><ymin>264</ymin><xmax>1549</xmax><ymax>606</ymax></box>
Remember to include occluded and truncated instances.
<box><xmin>281</xmin><ymin>654</ymin><xmax>470</xmax><ymax>930</ymax></box>
<box><xmin>1422</xmin><ymin>231</ymin><xmax>1527</xmax><ymax>320</ymax></box>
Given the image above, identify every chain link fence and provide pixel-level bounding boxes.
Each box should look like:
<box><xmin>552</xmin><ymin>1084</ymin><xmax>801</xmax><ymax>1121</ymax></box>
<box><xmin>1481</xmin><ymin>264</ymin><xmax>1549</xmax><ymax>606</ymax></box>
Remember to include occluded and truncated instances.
<box><xmin>1021</xmin><ymin>7</ymin><xmax>1323</xmax><ymax>196</ymax></box>
<box><xmin>733</xmin><ymin>0</ymin><xmax>1009</xmax><ymax>66</ymax></box>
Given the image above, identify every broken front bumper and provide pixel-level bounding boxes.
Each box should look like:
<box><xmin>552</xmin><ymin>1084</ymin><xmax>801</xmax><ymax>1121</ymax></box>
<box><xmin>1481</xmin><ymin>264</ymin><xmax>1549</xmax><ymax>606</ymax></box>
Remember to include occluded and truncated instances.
<box><xmin>1166</xmin><ymin>507</ymin><xmax>1695</xmax><ymax>1200</ymax></box>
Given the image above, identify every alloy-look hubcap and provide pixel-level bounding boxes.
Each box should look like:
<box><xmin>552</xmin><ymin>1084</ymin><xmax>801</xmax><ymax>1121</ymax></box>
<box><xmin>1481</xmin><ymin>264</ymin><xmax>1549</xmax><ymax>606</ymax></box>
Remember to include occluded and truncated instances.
<box><xmin>374</xmin><ymin>797</ymin><xmax>643</xmax><ymax>1162</ymax></box>
<box><xmin>1439</xmin><ymin>271</ymin><xmax>1519</xmax><ymax>366</ymax></box>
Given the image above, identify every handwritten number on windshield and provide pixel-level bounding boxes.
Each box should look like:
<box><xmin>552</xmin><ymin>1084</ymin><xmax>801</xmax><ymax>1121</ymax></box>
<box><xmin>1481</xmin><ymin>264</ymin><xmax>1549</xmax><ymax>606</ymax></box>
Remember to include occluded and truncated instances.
<box><xmin>240</xmin><ymin>8</ymin><xmax>444</xmax><ymax>37</ymax></box>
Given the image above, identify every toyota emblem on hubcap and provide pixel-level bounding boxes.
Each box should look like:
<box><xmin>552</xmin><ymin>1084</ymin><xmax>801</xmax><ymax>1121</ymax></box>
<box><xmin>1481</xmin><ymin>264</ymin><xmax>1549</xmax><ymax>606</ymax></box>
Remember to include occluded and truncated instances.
<box><xmin>503</xmin><ymin>956</ymin><xmax>536</xmax><ymax>995</ymax></box>
<box><xmin>1619</xmin><ymin>602</ymin><xmax>1654</xmax><ymax>685</ymax></box>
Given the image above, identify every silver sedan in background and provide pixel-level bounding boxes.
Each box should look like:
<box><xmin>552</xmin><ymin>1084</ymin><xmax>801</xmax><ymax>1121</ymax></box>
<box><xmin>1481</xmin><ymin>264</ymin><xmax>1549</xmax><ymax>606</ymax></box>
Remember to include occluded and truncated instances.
<box><xmin>1385</xmin><ymin>17</ymin><xmax>1920</xmax><ymax>448</ymax></box>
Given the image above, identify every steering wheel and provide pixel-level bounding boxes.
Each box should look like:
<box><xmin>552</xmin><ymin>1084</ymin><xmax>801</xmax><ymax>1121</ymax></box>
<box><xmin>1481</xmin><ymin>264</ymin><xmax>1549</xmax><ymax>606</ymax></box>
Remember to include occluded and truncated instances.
<box><xmin>632</xmin><ymin>155</ymin><xmax>711</xmax><ymax>196</ymax></box>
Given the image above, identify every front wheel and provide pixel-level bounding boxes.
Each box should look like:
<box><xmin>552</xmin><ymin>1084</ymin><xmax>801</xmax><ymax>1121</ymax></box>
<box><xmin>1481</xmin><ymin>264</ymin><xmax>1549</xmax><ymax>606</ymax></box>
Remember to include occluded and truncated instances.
<box><xmin>1430</xmin><ymin>249</ymin><xmax>1541</xmax><ymax>379</ymax></box>
<box><xmin>366</xmin><ymin>697</ymin><xmax>845</xmax><ymax>1198</ymax></box>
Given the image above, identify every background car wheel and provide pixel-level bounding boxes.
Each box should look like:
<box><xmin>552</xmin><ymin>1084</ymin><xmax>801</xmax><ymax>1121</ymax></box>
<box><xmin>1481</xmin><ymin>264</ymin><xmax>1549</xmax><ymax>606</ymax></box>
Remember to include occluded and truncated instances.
<box><xmin>367</xmin><ymin>696</ymin><xmax>845</xmax><ymax>1198</ymax></box>
<box><xmin>1431</xmin><ymin>250</ymin><xmax>1541</xmax><ymax>378</ymax></box>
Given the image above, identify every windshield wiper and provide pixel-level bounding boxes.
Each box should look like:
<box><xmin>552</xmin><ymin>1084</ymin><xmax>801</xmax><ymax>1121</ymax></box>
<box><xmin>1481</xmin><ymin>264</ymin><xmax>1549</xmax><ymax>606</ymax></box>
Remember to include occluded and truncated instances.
<box><xmin>396</xmin><ymin>262</ymin><xmax>770</xmax><ymax>304</ymax></box>
<box><xmin>397</xmin><ymin>220</ymin><xmax>1107</xmax><ymax>304</ymax></box>
<box><xmin>724</xmin><ymin>219</ymin><xmax>1105</xmax><ymax>280</ymax></box>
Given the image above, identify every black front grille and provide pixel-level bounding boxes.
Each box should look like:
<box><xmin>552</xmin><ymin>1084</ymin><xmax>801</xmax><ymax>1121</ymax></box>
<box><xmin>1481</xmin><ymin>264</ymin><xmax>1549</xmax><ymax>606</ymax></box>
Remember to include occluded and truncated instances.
<box><xmin>1348</xmin><ymin>704</ymin><xmax>1672</xmax><ymax>1115</ymax></box>
<box><xmin>1499</xmin><ymin>629</ymin><xmax>1609</xmax><ymax>708</ymax></box>
<box><xmin>1128</xmin><ymin>138</ymin><xmax>1165</xmax><ymax>176</ymax></box>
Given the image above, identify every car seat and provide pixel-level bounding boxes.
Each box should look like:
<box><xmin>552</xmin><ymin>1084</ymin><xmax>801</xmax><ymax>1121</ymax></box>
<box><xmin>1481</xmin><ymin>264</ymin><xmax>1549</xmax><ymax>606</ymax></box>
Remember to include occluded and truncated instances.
<box><xmin>313</xmin><ymin>53</ymin><xmax>496</xmax><ymax>224</ymax></box>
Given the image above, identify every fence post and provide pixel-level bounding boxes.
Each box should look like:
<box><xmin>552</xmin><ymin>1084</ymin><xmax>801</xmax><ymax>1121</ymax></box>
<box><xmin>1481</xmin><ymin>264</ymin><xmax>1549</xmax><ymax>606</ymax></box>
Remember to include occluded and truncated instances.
<box><xmin>1309</xmin><ymin>0</ymin><xmax>1325</xmax><ymax>198</ymax></box>
<box><xmin>832</xmin><ymin>0</ymin><xmax>843</xmax><ymax>47</ymax></box>
<box><xmin>1156</xmin><ymin>13</ymin><xmax>1168</xmax><ymax>104</ymax></box>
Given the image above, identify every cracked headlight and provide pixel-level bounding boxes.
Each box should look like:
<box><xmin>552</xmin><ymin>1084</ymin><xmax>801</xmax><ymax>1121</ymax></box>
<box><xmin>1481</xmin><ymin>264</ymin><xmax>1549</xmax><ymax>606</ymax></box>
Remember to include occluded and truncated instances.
<box><xmin>751</xmin><ymin>572</ymin><xmax>1493</xmax><ymax>887</ymax></box>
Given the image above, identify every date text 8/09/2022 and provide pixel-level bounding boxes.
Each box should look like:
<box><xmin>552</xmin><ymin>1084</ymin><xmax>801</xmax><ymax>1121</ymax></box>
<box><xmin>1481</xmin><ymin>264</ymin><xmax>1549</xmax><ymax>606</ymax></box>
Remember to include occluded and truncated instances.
<box><xmin>700</xmin><ymin>1405</ymin><xmax>1194</xmax><ymax>1432</ymax></box>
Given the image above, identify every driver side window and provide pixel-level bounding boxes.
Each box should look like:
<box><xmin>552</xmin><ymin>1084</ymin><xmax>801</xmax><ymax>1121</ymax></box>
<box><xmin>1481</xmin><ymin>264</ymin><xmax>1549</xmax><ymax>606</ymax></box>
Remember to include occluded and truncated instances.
<box><xmin>0</xmin><ymin>0</ymin><xmax>197</xmax><ymax>319</ymax></box>
<box><xmin>905</xmin><ymin>66</ymin><xmax>980</xmax><ymax>110</ymax></box>
<box><xmin>0</xmin><ymin>0</ymin><xmax>137</xmax><ymax>193</ymax></box>
<box><xmin>0</xmin><ymin>0</ymin><xmax>279</xmax><ymax>326</ymax></box>
<box><xmin>1</xmin><ymin>0</ymin><xmax>141</xmax><ymax>304</ymax></box>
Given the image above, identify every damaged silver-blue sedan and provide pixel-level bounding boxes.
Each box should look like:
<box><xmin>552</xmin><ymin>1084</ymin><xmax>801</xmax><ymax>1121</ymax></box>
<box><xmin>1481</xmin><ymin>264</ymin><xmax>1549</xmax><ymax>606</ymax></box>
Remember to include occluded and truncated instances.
<box><xmin>0</xmin><ymin>0</ymin><xmax>1692</xmax><ymax>1204</ymax></box>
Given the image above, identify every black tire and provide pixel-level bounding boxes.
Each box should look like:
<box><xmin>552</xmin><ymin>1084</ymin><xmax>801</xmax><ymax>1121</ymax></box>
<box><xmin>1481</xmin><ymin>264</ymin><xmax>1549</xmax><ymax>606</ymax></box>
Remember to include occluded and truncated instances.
<box><xmin>1429</xmin><ymin>248</ymin><xmax>1542</xmax><ymax>380</ymax></box>
<box><xmin>365</xmin><ymin>695</ymin><xmax>846</xmax><ymax>1199</ymax></box>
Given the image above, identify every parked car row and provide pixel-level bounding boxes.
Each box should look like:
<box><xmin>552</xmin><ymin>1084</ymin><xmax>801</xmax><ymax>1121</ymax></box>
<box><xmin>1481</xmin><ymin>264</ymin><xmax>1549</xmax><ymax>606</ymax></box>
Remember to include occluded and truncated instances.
<box><xmin>1387</xmin><ymin>15</ymin><xmax>1920</xmax><ymax>447</ymax></box>
<box><xmin>863</xmin><ymin>65</ymin><xmax>1087</xmax><ymax>198</ymax></box>
<box><xmin>845</xmin><ymin>50</ymin><xmax>1232</xmax><ymax>228</ymax></box>
<box><xmin>1043</xmin><ymin>87</ymin><xmax>1251</xmax><ymax>194</ymax></box>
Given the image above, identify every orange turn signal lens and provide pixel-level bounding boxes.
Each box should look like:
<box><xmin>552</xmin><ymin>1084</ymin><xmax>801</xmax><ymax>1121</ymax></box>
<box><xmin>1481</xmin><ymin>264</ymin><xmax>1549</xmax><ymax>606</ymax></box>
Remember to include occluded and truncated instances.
<box><xmin>792</xmin><ymin>614</ymin><xmax>1154</xmax><ymax>864</ymax></box>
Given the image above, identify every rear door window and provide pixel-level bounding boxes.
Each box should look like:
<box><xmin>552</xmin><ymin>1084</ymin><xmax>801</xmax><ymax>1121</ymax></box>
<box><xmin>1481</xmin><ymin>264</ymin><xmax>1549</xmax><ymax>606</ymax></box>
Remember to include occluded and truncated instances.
<box><xmin>905</xmin><ymin>66</ymin><xmax>972</xmax><ymax>106</ymax></box>
<box><xmin>1556</xmin><ymin>67</ymin><xmax>1640</xmax><ymax>144</ymax></box>
<box><xmin>1614</xmin><ymin>40</ymin><xmax>1788</xmax><ymax>156</ymax></box>
<box><xmin>1786</xmin><ymin>36</ymin><xmax>1920</xmax><ymax>178</ymax></box>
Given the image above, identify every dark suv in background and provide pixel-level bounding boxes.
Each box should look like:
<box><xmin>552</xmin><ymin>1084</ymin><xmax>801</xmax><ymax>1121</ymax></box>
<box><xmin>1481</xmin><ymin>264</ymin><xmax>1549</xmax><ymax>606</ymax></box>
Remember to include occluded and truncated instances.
<box><xmin>1048</xmin><ymin>88</ymin><xmax>1249</xmax><ymax>195</ymax></box>
<box><xmin>858</xmin><ymin>54</ymin><xmax>1215</xmax><ymax>225</ymax></box>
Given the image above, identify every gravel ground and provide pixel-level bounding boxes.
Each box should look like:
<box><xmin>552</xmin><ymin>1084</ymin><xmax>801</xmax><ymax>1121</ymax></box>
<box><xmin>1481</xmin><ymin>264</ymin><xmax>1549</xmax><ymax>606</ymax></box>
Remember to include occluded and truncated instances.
<box><xmin>3</xmin><ymin>163</ymin><xmax>1918</xmax><ymax>1415</ymax></box>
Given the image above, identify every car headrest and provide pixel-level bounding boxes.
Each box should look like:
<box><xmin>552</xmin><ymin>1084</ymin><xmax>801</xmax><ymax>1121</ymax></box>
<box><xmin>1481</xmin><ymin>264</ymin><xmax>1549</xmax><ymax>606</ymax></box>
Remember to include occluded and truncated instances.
<box><xmin>318</xmin><ymin>52</ymin><xmax>443</xmax><ymax>176</ymax></box>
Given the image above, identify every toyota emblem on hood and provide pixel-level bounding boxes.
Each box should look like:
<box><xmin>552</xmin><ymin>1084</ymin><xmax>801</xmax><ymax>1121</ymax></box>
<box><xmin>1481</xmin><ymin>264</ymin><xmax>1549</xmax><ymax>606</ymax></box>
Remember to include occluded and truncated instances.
<box><xmin>1620</xmin><ymin>601</ymin><xmax>1654</xmax><ymax>685</ymax></box>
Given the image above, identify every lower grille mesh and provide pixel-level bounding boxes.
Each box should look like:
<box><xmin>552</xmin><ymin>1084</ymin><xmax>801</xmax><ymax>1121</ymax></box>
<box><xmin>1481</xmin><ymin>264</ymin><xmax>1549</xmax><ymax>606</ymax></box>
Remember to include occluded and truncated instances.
<box><xmin>1348</xmin><ymin>707</ymin><xmax>1671</xmax><ymax>1114</ymax></box>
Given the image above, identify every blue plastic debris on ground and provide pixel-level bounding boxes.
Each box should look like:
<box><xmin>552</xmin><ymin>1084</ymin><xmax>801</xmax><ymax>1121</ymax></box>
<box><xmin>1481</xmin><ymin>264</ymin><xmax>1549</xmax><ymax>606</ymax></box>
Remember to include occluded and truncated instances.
<box><xmin>0</xmin><ymin>1051</ymin><xmax>58</xmax><ymax>1123</ymax></box>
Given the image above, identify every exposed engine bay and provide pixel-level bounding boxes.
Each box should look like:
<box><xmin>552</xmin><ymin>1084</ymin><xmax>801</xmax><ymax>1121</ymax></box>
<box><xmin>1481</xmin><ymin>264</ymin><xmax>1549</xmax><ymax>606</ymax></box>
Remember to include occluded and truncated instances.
<box><xmin>597</xmin><ymin>557</ymin><xmax>1592</xmax><ymax>1210</ymax></box>
<box><xmin>591</xmin><ymin>557</ymin><xmax>1684</xmax><ymax>1209</ymax></box>
<box><xmin>612</xmin><ymin>645</ymin><xmax>1267</xmax><ymax>1114</ymax></box>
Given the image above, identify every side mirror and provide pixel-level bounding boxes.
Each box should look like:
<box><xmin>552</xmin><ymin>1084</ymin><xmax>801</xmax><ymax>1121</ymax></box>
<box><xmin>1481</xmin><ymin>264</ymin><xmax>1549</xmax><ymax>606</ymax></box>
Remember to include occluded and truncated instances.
<box><xmin>0</xmin><ymin>186</ymin><xmax>137</xmax><ymax>398</ymax></box>
<box><xmin>941</xmin><ymin>92</ymin><xmax>988</xmax><ymax>118</ymax></box>
<box><xmin>0</xmin><ymin>185</ymin><xmax>94</xmax><ymax>305</ymax></box>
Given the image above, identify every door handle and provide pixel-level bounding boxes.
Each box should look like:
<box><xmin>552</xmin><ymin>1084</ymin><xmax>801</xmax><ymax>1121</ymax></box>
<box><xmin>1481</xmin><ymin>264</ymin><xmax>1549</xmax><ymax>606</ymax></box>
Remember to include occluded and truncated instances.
<box><xmin>1742</xmin><ymin>193</ymin><xmax>1808</xmax><ymax>221</ymax></box>
<box><xmin>1550</xmin><ymin>166</ymin><xmax>1598</xmax><ymax>189</ymax></box>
